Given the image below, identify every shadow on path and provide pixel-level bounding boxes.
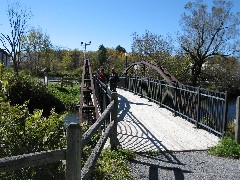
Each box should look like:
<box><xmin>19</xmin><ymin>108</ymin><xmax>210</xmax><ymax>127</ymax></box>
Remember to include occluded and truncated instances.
<box><xmin>117</xmin><ymin>92</ymin><xmax>184</xmax><ymax>165</ymax></box>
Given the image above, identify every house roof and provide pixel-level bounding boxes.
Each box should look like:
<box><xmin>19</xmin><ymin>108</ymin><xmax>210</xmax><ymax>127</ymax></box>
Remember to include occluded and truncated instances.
<box><xmin>0</xmin><ymin>48</ymin><xmax>10</xmax><ymax>57</ymax></box>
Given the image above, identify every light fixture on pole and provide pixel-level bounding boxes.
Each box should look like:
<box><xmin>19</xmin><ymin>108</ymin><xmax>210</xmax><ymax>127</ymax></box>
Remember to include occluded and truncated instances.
<box><xmin>81</xmin><ymin>41</ymin><xmax>91</xmax><ymax>59</ymax></box>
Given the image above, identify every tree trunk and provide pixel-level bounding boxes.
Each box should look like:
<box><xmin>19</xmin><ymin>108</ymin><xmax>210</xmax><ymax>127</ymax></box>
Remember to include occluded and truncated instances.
<box><xmin>191</xmin><ymin>61</ymin><xmax>203</xmax><ymax>86</ymax></box>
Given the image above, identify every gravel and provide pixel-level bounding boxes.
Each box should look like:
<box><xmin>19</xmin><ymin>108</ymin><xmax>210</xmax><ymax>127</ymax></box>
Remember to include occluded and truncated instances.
<box><xmin>129</xmin><ymin>151</ymin><xmax>240</xmax><ymax>180</ymax></box>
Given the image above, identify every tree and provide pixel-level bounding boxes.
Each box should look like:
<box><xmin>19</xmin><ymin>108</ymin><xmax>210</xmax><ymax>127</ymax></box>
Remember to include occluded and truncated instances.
<box><xmin>179</xmin><ymin>0</ymin><xmax>240</xmax><ymax>86</ymax></box>
<box><xmin>97</xmin><ymin>44</ymin><xmax>107</xmax><ymax>66</ymax></box>
<box><xmin>0</xmin><ymin>2</ymin><xmax>32</xmax><ymax>74</ymax></box>
<box><xmin>131</xmin><ymin>30</ymin><xmax>174</xmax><ymax>66</ymax></box>
<box><xmin>115</xmin><ymin>45</ymin><xmax>126</xmax><ymax>54</ymax></box>
<box><xmin>21</xmin><ymin>27</ymin><xmax>53</xmax><ymax>74</ymax></box>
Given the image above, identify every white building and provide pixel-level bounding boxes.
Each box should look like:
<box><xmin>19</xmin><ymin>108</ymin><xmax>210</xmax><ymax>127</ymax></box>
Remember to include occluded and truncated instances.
<box><xmin>0</xmin><ymin>48</ymin><xmax>11</xmax><ymax>67</ymax></box>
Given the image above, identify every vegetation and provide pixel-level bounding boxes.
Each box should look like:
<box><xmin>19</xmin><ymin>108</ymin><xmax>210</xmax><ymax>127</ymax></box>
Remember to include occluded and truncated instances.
<box><xmin>80</xmin><ymin>122</ymin><xmax>135</xmax><ymax>180</ymax></box>
<box><xmin>7</xmin><ymin>73</ymin><xmax>65</xmax><ymax>116</ymax></box>
<box><xmin>0</xmin><ymin>2</ymin><xmax>32</xmax><ymax>74</ymax></box>
<box><xmin>209</xmin><ymin>136</ymin><xmax>240</xmax><ymax>159</ymax></box>
<box><xmin>208</xmin><ymin>121</ymin><xmax>240</xmax><ymax>159</ymax></box>
<box><xmin>179</xmin><ymin>0</ymin><xmax>240</xmax><ymax>86</ymax></box>
<box><xmin>47</xmin><ymin>84</ymin><xmax>80</xmax><ymax>110</ymax></box>
<box><xmin>0</xmin><ymin>103</ymin><xmax>66</xmax><ymax>179</ymax></box>
<box><xmin>91</xmin><ymin>148</ymin><xmax>135</xmax><ymax>179</ymax></box>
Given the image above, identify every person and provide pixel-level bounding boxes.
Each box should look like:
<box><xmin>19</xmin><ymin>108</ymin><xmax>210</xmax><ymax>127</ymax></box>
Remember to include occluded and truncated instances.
<box><xmin>99</xmin><ymin>69</ymin><xmax>107</xmax><ymax>83</ymax></box>
<box><xmin>109</xmin><ymin>67</ymin><xmax>119</xmax><ymax>92</ymax></box>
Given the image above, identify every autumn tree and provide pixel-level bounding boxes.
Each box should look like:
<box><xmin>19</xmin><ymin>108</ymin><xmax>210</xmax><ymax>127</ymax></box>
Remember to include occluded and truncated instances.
<box><xmin>21</xmin><ymin>27</ymin><xmax>53</xmax><ymax>74</ymax></box>
<box><xmin>131</xmin><ymin>30</ymin><xmax>174</xmax><ymax>66</ymax></box>
<box><xmin>97</xmin><ymin>44</ymin><xmax>107</xmax><ymax>66</ymax></box>
<box><xmin>0</xmin><ymin>2</ymin><xmax>32</xmax><ymax>74</ymax></box>
<box><xmin>179</xmin><ymin>0</ymin><xmax>240</xmax><ymax>86</ymax></box>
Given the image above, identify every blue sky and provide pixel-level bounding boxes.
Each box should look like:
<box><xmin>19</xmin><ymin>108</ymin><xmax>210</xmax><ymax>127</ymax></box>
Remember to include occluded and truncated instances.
<box><xmin>0</xmin><ymin>0</ymin><xmax>240</xmax><ymax>52</ymax></box>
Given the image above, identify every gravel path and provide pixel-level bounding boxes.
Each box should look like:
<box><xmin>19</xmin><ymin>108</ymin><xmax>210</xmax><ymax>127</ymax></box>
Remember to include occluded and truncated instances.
<box><xmin>130</xmin><ymin>151</ymin><xmax>240</xmax><ymax>180</ymax></box>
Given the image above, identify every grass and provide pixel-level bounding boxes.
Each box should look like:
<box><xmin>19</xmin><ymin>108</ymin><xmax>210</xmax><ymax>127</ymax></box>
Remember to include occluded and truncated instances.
<box><xmin>47</xmin><ymin>84</ymin><xmax>80</xmax><ymax>110</ymax></box>
<box><xmin>208</xmin><ymin>121</ymin><xmax>240</xmax><ymax>159</ymax></box>
<box><xmin>209</xmin><ymin>136</ymin><xmax>240</xmax><ymax>158</ymax></box>
<box><xmin>80</xmin><ymin>122</ymin><xmax>136</xmax><ymax>179</ymax></box>
<box><xmin>91</xmin><ymin>148</ymin><xmax>136</xmax><ymax>180</ymax></box>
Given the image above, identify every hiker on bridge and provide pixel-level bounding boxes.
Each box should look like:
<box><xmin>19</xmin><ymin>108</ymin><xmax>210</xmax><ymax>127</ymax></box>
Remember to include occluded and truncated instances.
<box><xmin>98</xmin><ymin>69</ymin><xmax>107</xmax><ymax>84</ymax></box>
<box><xmin>109</xmin><ymin>67</ymin><xmax>119</xmax><ymax>92</ymax></box>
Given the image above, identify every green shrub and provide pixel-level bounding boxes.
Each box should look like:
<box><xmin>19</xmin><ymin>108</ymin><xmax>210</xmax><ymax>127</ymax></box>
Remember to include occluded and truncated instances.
<box><xmin>226</xmin><ymin>121</ymin><xmax>235</xmax><ymax>138</ymax></box>
<box><xmin>91</xmin><ymin>148</ymin><xmax>135</xmax><ymax>180</ymax></box>
<box><xmin>47</xmin><ymin>84</ymin><xmax>80</xmax><ymax>110</ymax></box>
<box><xmin>209</xmin><ymin>136</ymin><xmax>240</xmax><ymax>158</ymax></box>
<box><xmin>0</xmin><ymin>102</ymin><xmax>66</xmax><ymax>179</ymax></box>
<box><xmin>7</xmin><ymin>74</ymin><xmax>65</xmax><ymax>116</ymax></box>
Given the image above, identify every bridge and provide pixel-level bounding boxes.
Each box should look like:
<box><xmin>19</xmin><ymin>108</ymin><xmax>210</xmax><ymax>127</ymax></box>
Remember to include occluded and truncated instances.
<box><xmin>77</xmin><ymin>58</ymin><xmax>227</xmax><ymax>178</ymax></box>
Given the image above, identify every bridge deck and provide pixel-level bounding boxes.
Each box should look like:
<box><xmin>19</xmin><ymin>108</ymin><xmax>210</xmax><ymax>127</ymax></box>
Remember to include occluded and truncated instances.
<box><xmin>116</xmin><ymin>88</ymin><xmax>220</xmax><ymax>152</ymax></box>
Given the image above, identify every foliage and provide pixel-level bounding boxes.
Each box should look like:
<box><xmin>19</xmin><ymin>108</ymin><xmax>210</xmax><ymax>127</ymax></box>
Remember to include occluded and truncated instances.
<box><xmin>80</xmin><ymin>122</ymin><xmax>101</xmax><ymax>166</ymax></box>
<box><xmin>179</xmin><ymin>0</ymin><xmax>240</xmax><ymax>86</ymax></box>
<box><xmin>131</xmin><ymin>30</ymin><xmax>174</xmax><ymax>66</ymax></box>
<box><xmin>21</xmin><ymin>27</ymin><xmax>52</xmax><ymax>74</ymax></box>
<box><xmin>226</xmin><ymin>121</ymin><xmax>235</xmax><ymax>138</ymax></box>
<box><xmin>7</xmin><ymin>73</ymin><xmax>65</xmax><ymax>116</ymax></box>
<box><xmin>91</xmin><ymin>148</ymin><xmax>135</xmax><ymax>180</ymax></box>
<box><xmin>115</xmin><ymin>45</ymin><xmax>126</xmax><ymax>54</ymax></box>
<box><xmin>0</xmin><ymin>102</ymin><xmax>66</xmax><ymax>179</ymax></box>
<box><xmin>0</xmin><ymin>2</ymin><xmax>32</xmax><ymax>73</ymax></box>
<box><xmin>201</xmin><ymin>56</ymin><xmax>240</xmax><ymax>96</ymax></box>
<box><xmin>209</xmin><ymin>136</ymin><xmax>240</xmax><ymax>159</ymax></box>
<box><xmin>80</xmin><ymin>122</ymin><xmax>135</xmax><ymax>179</ymax></box>
<box><xmin>97</xmin><ymin>44</ymin><xmax>108</xmax><ymax>66</ymax></box>
<box><xmin>164</xmin><ymin>55</ymin><xmax>192</xmax><ymax>83</ymax></box>
<box><xmin>47</xmin><ymin>84</ymin><xmax>80</xmax><ymax>110</ymax></box>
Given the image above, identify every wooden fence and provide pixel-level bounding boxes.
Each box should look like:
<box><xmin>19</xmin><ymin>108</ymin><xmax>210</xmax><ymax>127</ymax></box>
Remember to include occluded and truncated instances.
<box><xmin>0</xmin><ymin>92</ymin><xmax>118</xmax><ymax>180</ymax></box>
<box><xmin>118</xmin><ymin>76</ymin><xmax>228</xmax><ymax>136</ymax></box>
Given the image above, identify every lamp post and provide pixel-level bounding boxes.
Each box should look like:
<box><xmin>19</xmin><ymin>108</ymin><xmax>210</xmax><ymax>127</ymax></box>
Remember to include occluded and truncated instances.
<box><xmin>81</xmin><ymin>41</ymin><xmax>91</xmax><ymax>59</ymax></box>
<box><xmin>125</xmin><ymin>52</ymin><xmax>128</xmax><ymax>69</ymax></box>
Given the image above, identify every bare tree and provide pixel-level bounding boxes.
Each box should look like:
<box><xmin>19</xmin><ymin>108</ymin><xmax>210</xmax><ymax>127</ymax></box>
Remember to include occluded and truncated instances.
<box><xmin>0</xmin><ymin>2</ymin><xmax>31</xmax><ymax>74</ymax></box>
<box><xmin>179</xmin><ymin>0</ymin><xmax>240</xmax><ymax>86</ymax></box>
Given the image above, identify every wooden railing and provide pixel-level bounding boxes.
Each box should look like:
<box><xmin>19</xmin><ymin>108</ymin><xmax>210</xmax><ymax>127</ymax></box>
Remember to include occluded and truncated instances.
<box><xmin>0</xmin><ymin>91</ymin><xmax>118</xmax><ymax>180</ymax></box>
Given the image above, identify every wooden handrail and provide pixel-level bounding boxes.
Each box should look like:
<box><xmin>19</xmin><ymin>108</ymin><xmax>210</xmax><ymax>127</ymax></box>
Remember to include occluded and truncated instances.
<box><xmin>0</xmin><ymin>149</ymin><xmax>66</xmax><ymax>172</ymax></box>
<box><xmin>82</xmin><ymin>100</ymin><xmax>114</xmax><ymax>147</ymax></box>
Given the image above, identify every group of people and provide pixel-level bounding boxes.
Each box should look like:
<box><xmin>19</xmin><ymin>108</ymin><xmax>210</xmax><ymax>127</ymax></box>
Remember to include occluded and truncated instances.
<box><xmin>97</xmin><ymin>67</ymin><xmax>119</xmax><ymax>92</ymax></box>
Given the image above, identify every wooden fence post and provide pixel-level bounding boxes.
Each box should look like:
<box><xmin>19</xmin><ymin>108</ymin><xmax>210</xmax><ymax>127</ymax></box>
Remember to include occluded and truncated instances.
<box><xmin>235</xmin><ymin>96</ymin><xmax>240</xmax><ymax>144</ymax></box>
<box><xmin>110</xmin><ymin>92</ymin><xmax>118</xmax><ymax>150</ymax></box>
<box><xmin>66</xmin><ymin>123</ymin><xmax>81</xmax><ymax>180</ymax></box>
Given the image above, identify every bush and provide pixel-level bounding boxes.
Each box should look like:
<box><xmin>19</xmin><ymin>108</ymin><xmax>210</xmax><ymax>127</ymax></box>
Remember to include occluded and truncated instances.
<box><xmin>91</xmin><ymin>148</ymin><xmax>135</xmax><ymax>179</ymax></box>
<box><xmin>209</xmin><ymin>136</ymin><xmax>240</xmax><ymax>158</ymax></box>
<box><xmin>47</xmin><ymin>84</ymin><xmax>80</xmax><ymax>110</ymax></box>
<box><xmin>0</xmin><ymin>102</ymin><xmax>66</xmax><ymax>179</ymax></box>
<box><xmin>7</xmin><ymin>74</ymin><xmax>65</xmax><ymax>116</ymax></box>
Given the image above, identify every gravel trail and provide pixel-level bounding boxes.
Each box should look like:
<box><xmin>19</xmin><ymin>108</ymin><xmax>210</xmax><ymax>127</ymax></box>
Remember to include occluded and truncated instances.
<box><xmin>130</xmin><ymin>151</ymin><xmax>240</xmax><ymax>180</ymax></box>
